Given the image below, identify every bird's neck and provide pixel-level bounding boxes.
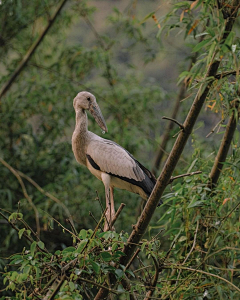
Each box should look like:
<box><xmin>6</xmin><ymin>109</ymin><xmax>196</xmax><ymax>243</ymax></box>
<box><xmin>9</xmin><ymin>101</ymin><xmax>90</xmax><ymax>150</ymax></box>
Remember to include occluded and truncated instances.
<box><xmin>72</xmin><ymin>109</ymin><xmax>88</xmax><ymax>166</ymax></box>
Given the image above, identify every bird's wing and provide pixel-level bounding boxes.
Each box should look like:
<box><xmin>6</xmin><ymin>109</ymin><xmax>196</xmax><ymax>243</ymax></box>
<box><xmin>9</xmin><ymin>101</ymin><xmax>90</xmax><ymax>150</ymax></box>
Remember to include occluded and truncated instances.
<box><xmin>86</xmin><ymin>139</ymin><xmax>145</xmax><ymax>181</ymax></box>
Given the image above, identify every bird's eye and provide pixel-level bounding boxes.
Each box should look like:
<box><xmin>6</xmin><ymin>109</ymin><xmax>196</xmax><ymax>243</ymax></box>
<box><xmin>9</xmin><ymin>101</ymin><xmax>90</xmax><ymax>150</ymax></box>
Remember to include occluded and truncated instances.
<box><xmin>87</xmin><ymin>97</ymin><xmax>90</xmax><ymax>101</ymax></box>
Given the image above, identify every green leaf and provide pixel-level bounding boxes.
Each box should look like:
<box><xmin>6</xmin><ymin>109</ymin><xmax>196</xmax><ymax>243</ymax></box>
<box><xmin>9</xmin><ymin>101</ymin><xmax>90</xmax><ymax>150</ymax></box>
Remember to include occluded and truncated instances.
<box><xmin>63</xmin><ymin>246</ymin><xmax>77</xmax><ymax>253</ymax></box>
<box><xmin>187</xmin><ymin>200</ymin><xmax>204</xmax><ymax>208</ymax></box>
<box><xmin>140</xmin><ymin>11</ymin><xmax>156</xmax><ymax>24</ymax></box>
<box><xmin>112</xmin><ymin>242</ymin><xmax>118</xmax><ymax>252</ymax></box>
<box><xmin>192</xmin><ymin>39</ymin><xmax>211</xmax><ymax>52</ymax></box>
<box><xmin>8</xmin><ymin>212</ymin><xmax>23</xmax><ymax>222</ymax></box>
<box><xmin>69</xmin><ymin>281</ymin><xmax>75</xmax><ymax>292</ymax></box>
<box><xmin>79</xmin><ymin>229</ymin><xmax>87</xmax><ymax>239</ymax></box>
<box><xmin>178</xmin><ymin>236</ymin><xmax>187</xmax><ymax>242</ymax></box>
<box><xmin>115</xmin><ymin>269</ymin><xmax>124</xmax><ymax>279</ymax></box>
<box><xmin>174</xmin><ymin>1</ymin><xmax>190</xmax><ymax>8</ymax></box>
<box><xmin>37</xmin><ymin>241</ymin><xmax>45</xmax><ymax>249</ymax></box>
<box><xmin>76</xmin><ymin>240</ymin><xmax>88</xmax><ymax>253</ymax></box>
<box><xmin>18</xmin><ymin>228</ymin><xmax>25</xmax><ymax>239</ymax></box>
<box><xmin>90</xmin><ymin>260</ymin><xmax>100</xmax><ymax>274</ymax></box>
<box><xmin>30</xmin><ymin>241</ymin><xmax>37</xmax><ymax>256</ymax></box>
<box><xmin>100</xmin><ymin>252</ymin><xmax>112</xmax><ymax>262</ymax></box>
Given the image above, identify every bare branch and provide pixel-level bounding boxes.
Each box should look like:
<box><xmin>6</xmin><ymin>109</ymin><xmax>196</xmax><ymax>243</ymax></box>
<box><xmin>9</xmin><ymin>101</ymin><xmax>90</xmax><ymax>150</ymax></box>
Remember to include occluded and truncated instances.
<box><xmin>168</xmin><ymin>171</ymin><xmax>202</xmax><ymax>184</ymax></box>
<box><xmin>162</xmin><ymin>116</ymin><xmax>184</xmax><ymax>130</ymax></box>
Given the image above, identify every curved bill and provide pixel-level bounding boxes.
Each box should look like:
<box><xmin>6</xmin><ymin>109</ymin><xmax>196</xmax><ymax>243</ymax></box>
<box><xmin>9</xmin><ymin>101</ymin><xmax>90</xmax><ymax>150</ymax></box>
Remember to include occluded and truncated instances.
<box><xmin>89</xmin><ymin>103</ymin><xmax>108</xmax><ymax>133</ymax></box>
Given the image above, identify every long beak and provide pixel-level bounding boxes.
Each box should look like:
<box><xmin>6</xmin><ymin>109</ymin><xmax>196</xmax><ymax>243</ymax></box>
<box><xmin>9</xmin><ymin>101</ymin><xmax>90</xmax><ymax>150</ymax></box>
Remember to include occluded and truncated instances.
<box><xmin>89</xmin><ymin>103</ymin><xmax>108</xmax><ymax>133</ymax></box>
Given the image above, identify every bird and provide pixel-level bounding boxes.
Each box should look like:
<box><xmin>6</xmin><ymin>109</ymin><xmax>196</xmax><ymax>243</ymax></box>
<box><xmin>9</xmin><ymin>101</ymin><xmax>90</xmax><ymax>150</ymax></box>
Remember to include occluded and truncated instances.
<box><xmin>72</xmin><ymin>91</ymin><xmax>156</xmax><ymax>231</ymax></box>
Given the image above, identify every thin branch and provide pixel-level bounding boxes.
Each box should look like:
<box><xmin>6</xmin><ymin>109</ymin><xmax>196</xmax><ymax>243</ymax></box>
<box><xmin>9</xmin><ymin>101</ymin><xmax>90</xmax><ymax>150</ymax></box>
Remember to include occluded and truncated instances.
<box><xmin>78</xmin><ymin>277</ymin><xmax>119</xmax><ymax>295</ymax></box>
<box><xmin>162</xmin><ymin>116</ymin><xmax>184</xmax><ymax>130</ymax></box>
<box><xmin>207</xmin><ymin>100</ymin><xmax>239</xmax><ymax>189</ymax></box>
<box><xmin>0</xmin><ymin>158</ymin><xmax>40</xmax><ymax>236</ymax></box>
<box><xmin>175</xmin><ymin>219</ymin><xmax>199</xmax><ymax>284</ymax></box>
<box><xmin>0</xmin><ymin>0</ymin><xmax>67</xmax><ymax>99</ymax></box>
<box><xmin>143</xmin><ymin>255</ymin><xmax>159</xmax><ymax>300</ymax></box>
<box><xmin>163</xmin><ymin>265</ymin><xmax>240</xmax><ymax>294</ymax></box>
<box><xmin>89</xmin><ymin>211</ymin><xmax>104</xmax><ymax>231</ymax></box>
<box><xmin>48</xmin><ymin>274</ymin><xmax>66</xmax><ymax>300</ymax></box>
<box><xmin>16</xmin><ymin>169</ymin><xmax>74</xmax><ymax>227</ymax></box>
<box><xmin>124</xmin><ymin>248</ymin><xmax>141</xmax><ymax>271</ymax></box>
<box><xmin>168</xmin><ymin>171</ymin><xmax>202</xmax><ymax>184</ymax></box>
<box><xmin>206</xmin><ymin>119</ymin><xmax>225</xmax><ymax>138</ymax></box>
<box><xmin>105</xmin><ymin>203</ymin><xmax>126</xmax><ymax>231</ymax></box>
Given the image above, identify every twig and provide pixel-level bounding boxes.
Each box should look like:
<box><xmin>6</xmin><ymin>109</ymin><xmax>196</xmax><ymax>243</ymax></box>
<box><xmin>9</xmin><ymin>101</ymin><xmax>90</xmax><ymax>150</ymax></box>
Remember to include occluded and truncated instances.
<box><xmin>105</xmin><ymin>203</ymin><xmax>126</xmax><ymax>231</ymax></box>
<box><xmin>48</xmin><ymin>274</ymin><xmax>66</xmax><ymax>300</ymax></box>
<box><xmin>89</xmin><ymin>211</ymin><xmax>104</xmax><ymax>231</ymax></box>
<box><xmin>78</xmin><ymin>277</ymin><xmax>119</xmax><ymax>295</ymax></box>
<box><xmin>95</xmin><ymin>190</ymin><xmax>111</xmax><ymax>230</ymax></box>
<box><xmin>124</xmin><ymin>248</ymin><xmax>141</xmax><ymax>271</ymax></box>
<box><xmin>168</xmin><ymin>171</ymin><xmax>202</xmax><ymax>184</ymax></box>
<box><xmin>17</xmin><ymin>169</ymin><xmax>74</xmax><ymax>228</ymax></box>
<box><xmin>0</xmin><ymin>158</ymin><xmax>40</xmax><ymax>236</ymax></box>
<box><xmin>163</xmin><ymin>265</ymin><xmax>240</xmax><ymax>294</ymax></box>
<box><xmin>162</xmin><ymin>116</ymin><xmax>184</xmax><ymax>130</ymax></box>
<box><xmin>44</xmin><ymin>212</ymin><xmax>81</xmax><ymax>243</ymax></box>
<box><xmin>80</xmin><ymin>208</ymin><xmax>108</xmax><ymax>255</ymax></box>
<box><xmin>206</xmin><ymin>119</ymin><xmax>225</xmax><ymax>138</ymax></box>
<box><xmin>143</xmin><ymin>255</ymin><xmax>159</xmax><ymax>300</ymax></box>
<box><xmin>0</xmin><ymin>0</ymin><xmax>68</xmax><ymax>99</ymax></box>
<box><xmin>175</xmin><ymin>219</ymin><xmax>199</xmax><ymax>284</ymax></box>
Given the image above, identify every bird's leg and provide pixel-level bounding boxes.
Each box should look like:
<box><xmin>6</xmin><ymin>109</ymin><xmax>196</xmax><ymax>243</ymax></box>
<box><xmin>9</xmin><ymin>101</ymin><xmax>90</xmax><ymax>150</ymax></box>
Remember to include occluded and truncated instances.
<box><xmin>110</xmin><ymin>187</ymin><xmax>115</xmax><ymax>223</ymax></box>
<box><xmin>104</xmin><ymin>186</ymin><xmax>111</xmax><ymax>231</ymax></box>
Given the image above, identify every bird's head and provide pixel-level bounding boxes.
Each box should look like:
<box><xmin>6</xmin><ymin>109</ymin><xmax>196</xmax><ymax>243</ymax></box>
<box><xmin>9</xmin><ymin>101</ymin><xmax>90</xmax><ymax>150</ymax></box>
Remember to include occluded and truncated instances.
<box><xmin>73</xmin><ymin>91</ymin><xmax>108</xmax><ymax>132</ymax></box>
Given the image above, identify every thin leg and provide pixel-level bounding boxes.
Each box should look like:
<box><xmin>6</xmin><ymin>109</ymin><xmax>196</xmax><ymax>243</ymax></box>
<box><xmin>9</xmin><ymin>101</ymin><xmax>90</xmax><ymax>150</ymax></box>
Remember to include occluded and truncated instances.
<box><xmin>102</xmin><ymin>173</ymin><xmax>114</xmax><ymax>231</ymax></box>
<box><xmin>104</xmin><ymin>186</ymin><xmax>112</xmax><ymax>231</ymax></box>
<box><xmin>110</xmin><ymin>187</ymin><xmax>115</xmax><ymax>222</ymax></box>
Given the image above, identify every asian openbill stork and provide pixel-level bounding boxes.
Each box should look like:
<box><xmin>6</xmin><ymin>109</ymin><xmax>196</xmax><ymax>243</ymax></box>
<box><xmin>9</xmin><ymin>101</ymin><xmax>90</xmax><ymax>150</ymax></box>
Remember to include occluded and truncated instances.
<box><xmin>72</xmin><ymin>91</ymin><xmax>156</xmax><ymax>230</ymax></box>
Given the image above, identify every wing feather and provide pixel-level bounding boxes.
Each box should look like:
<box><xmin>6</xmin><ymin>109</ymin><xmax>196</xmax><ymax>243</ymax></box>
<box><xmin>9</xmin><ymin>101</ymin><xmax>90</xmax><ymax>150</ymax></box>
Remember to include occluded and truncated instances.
<box><xmin>87</xmin><ymin>138</ymin><xmax>145</xmax><ymax>182</ymax></box>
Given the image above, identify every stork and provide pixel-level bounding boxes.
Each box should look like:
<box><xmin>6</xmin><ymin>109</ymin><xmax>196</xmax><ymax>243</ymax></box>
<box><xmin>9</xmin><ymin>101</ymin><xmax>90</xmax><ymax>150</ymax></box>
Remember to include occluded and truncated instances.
<box><xmin>72</xmin><ymin>91</ymin><xmax>156</xmax><ymax>231</ymax></box>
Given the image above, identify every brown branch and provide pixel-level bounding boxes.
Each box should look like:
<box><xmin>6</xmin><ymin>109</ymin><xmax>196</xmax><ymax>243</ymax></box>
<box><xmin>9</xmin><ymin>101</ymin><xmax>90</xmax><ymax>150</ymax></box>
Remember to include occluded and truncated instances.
<box><xmin>94</xmin><ymin>3</ymin><xmax>239</xmax><ymax>298</ymax></box>
<box><xmin>124</xmin><ymin>248</ymin><xmax>141</xmax><ymax>271</ymax></box>
<box><xmin>207</xmin><ymin>100</ymin><xmax>239</xmax><ymax>189</ymax></box>
<box><xmin>0</xmin><ymin>0</ymin><xmax>68</xmax><ymax>99</ymax></box>
<box><xmin>152</xmin><ymin>83</ymin><xmax>185</xmax><ymax>176</ymax></box>
<box><xmin>162</xmin><ymin>116</ymin><xmax>184</xmax><ymax>130</ymax></box>
<box><xmin>0</xmin><ymin>158</ymin><xmax>40</xmax><ymax>237</ymax></box>
<box><xmin>168</xmin><ymin>171</ymin><xmax>202</xmax><ymax>184</ymax></box>
<box><xmin>105</xmin><ymin>203</ymin><xmax>126</xmax><ymax>231</ymax></box>
<box><xmin>143</xmin><ymin>255</ymin><xmax>159</xmax><ymax>300</ymax></box>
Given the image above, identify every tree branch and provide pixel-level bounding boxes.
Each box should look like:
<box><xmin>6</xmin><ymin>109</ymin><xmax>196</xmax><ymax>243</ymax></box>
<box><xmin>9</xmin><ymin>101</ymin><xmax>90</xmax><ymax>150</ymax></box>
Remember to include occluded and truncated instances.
<box><xmin>0</xmin><ymin>0</ymin><xmax>68</xmax><ymax>99</ymax></box>
<box><xmin>207</xmin><ymin>100</ymin><xmax>239</xmax><ymax>189</ymax></box>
